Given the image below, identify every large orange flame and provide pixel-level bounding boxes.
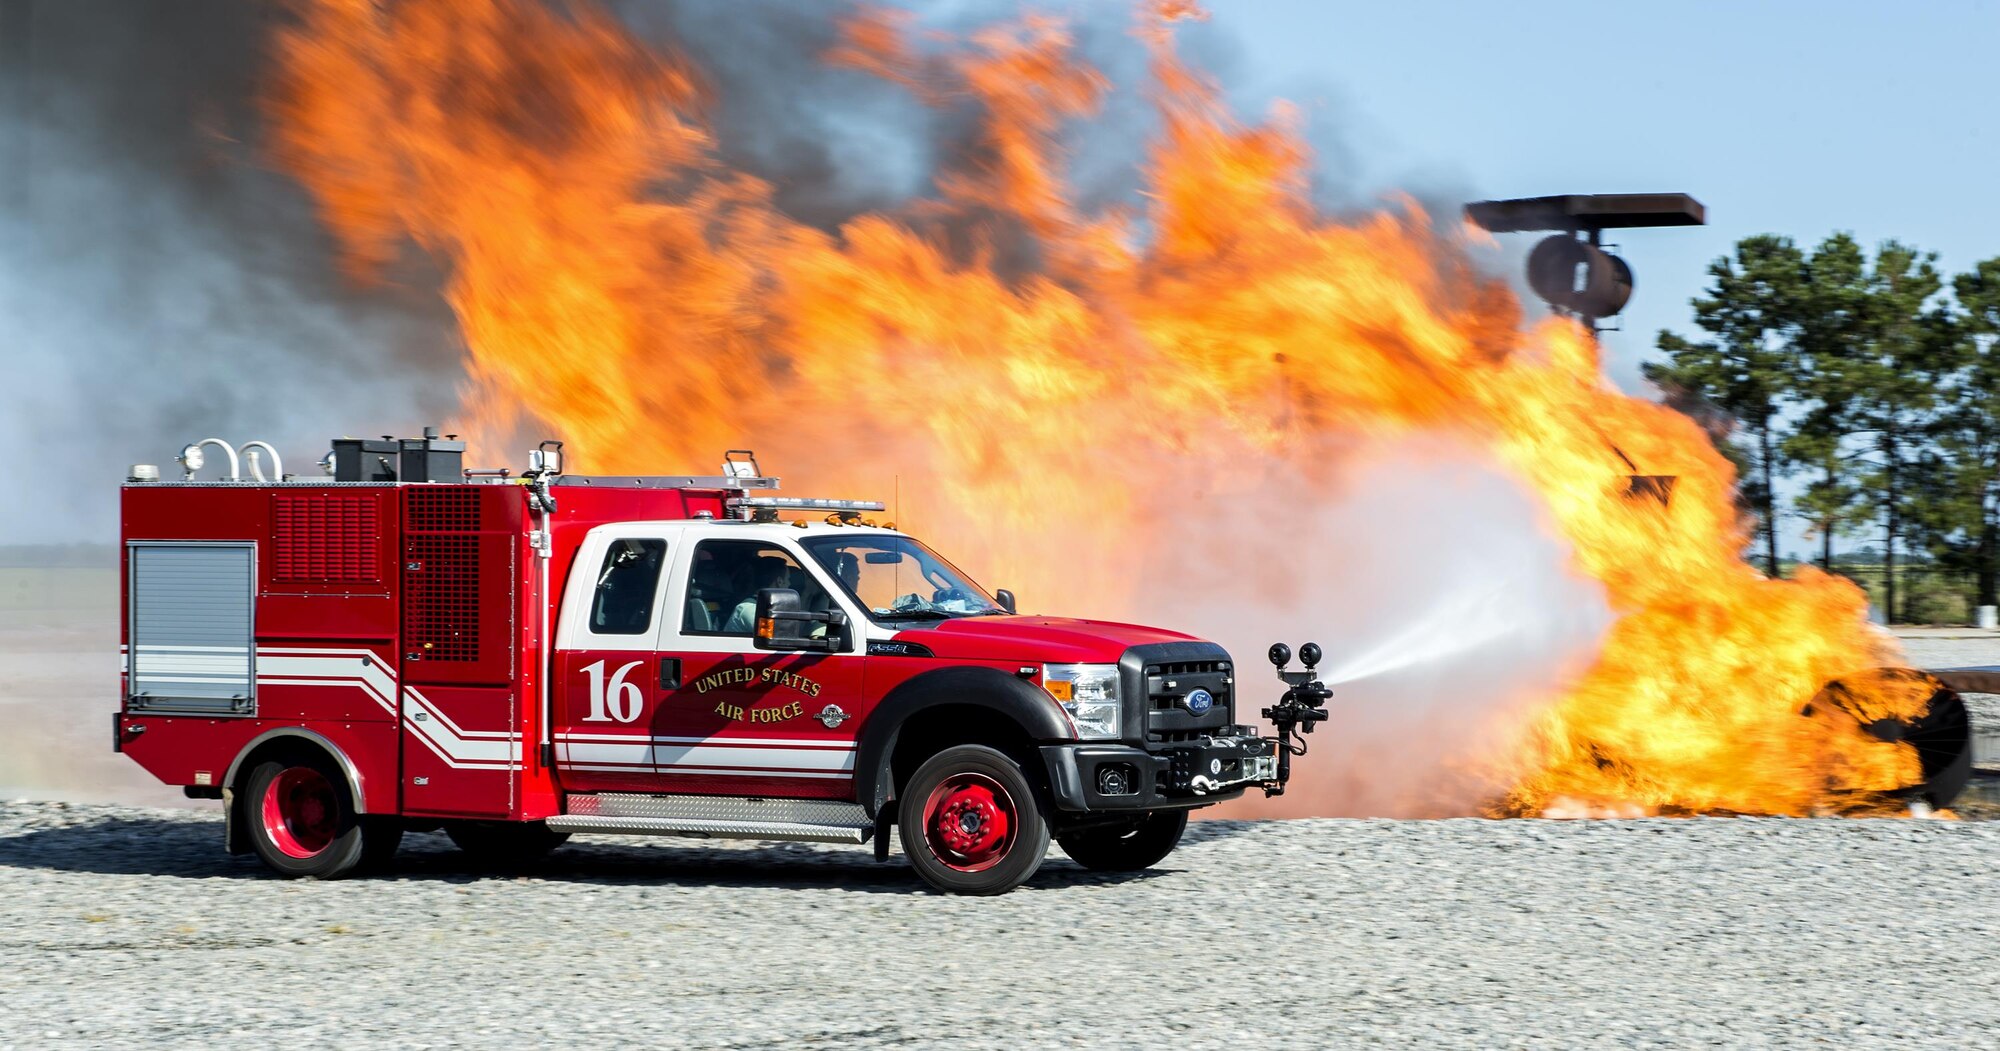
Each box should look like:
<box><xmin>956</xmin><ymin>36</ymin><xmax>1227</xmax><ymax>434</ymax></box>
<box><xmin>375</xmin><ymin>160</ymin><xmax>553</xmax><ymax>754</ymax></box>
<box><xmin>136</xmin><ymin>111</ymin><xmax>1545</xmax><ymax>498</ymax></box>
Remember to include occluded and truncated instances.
<box><xmin>266</xmin><ymin>0</ymin><xmax>1919</xmax><ymax>817</ymax></box>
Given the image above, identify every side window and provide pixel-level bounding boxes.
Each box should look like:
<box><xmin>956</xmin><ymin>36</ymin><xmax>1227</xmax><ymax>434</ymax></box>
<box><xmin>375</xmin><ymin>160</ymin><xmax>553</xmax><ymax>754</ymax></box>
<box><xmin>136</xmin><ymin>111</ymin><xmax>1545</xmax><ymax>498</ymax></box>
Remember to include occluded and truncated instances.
<box><xmin>681</xmin><ymin>539</ymin><xmax>829</xmax><ymax>638</ymax></box>
<box><xmin>589</xmin><ymin>539</ymin><xmax>667</xmax><ymax>636</ymax></box>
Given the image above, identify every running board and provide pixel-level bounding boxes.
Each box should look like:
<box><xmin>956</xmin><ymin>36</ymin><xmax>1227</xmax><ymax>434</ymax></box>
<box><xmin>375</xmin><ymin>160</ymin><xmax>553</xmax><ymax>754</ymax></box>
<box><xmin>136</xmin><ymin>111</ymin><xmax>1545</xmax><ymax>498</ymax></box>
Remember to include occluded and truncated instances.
<box><xmin>550</xmin><ymin>793</ymin><xmax>872</xmax><ymax>845</ymax></box>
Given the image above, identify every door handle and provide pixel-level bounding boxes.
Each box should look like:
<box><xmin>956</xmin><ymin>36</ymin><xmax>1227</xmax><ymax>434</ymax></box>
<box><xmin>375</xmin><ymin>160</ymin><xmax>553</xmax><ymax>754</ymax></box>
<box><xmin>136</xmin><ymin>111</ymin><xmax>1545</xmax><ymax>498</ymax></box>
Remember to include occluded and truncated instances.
<box><xmin>658</xmin><ymin>658</ymin><xmax>682</xmax><ymax>691</ymax></box>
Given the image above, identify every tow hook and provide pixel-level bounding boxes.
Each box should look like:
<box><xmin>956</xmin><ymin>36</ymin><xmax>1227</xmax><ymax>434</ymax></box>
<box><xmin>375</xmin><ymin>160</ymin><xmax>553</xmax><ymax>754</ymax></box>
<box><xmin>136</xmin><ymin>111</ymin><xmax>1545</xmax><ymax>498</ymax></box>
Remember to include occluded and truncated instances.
<box><xmin>1259</xmin><ymin>642</ymin><xmax>1332</xmax><ymax>797</ymax></box>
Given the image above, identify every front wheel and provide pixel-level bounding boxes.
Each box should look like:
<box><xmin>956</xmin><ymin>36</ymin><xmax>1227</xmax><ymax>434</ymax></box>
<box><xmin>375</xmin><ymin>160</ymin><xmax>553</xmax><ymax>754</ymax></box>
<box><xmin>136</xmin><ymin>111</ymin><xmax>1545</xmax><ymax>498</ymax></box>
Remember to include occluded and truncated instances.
<box><xmin>243</xmin><ymin>757</ymin><xmax>380</xmax><ymax>879</ymax></box>
<box><xmin>898</xmin><ymin>745</ymin><xmax>1049</xmax><ymax>895</ymax></box>
<box><xmin>1057</xmin><ymin>809</ymin><xmax>1187</xmax><ymax>872</ymax></box>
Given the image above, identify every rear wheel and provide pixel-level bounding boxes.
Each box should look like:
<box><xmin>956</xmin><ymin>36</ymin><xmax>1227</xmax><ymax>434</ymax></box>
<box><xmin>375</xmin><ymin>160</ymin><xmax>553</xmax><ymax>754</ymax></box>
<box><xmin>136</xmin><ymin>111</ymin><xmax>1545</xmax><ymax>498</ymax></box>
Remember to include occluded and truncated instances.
<box><xmin>243</xmin><ymin>758</ymin><xmax>377</xmax><ymax>879</ymax></box>
<box><xmin>447</xmin><ymin>821</ymin><xmax>570</xmax><ymax>863</ymax></box>
<box><xmin>1057</xmin><ymin>809</ymin><xmax>1187</xmax><ymax>872</ymax></box>
<box><xmin>898</xmin><ymin>744</ymin><xmax>1049</xmax><ymax>895</ymax></box>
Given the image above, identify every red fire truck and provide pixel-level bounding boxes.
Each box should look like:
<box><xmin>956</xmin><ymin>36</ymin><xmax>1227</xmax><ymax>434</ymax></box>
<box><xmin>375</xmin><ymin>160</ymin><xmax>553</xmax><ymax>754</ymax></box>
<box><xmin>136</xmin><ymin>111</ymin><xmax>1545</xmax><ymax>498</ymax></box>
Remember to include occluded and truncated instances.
<box><xmin>115</xmin><ymin>432</ymin><xmax>1326</xmax><ymax>894</ymax></box>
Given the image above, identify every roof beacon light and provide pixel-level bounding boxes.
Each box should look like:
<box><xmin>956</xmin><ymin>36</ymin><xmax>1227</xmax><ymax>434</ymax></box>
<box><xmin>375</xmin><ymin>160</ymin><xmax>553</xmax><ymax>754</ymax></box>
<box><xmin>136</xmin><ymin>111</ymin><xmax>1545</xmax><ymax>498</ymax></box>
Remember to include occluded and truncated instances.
<box><xmin>724</xmin><ymin>450</ymin><xmax>762</xmax><ymax>480</ymax></box>
<box><xmin>527</xmin><ymin>440</ymin><xmax>564</xmax><ymax>476</ymax></box>
<box><xmin>178</xmin><ymin>438</ymin><xmax>241</xmax><ymax>482</ymax></box>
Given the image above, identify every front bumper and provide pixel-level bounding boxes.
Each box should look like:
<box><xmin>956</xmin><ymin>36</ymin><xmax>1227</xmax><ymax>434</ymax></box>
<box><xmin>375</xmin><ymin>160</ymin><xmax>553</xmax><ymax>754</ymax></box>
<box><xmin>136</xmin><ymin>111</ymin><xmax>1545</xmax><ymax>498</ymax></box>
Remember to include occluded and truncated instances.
<box><xmin>1040</xmin><ymin>730</ymin><xmax>1278</xmax><ymax>813</ymax></box>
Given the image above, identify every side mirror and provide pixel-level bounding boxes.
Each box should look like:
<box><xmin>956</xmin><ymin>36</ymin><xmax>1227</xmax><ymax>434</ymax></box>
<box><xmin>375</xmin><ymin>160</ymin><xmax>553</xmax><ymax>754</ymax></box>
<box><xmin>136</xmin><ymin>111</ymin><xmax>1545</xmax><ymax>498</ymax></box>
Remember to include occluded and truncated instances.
<box><xmin>994</xmin><ymin>589</ymin><xmax>1017</xmax><ymax>615</ymax></box>
<box><xmin>753</xmin><ymin>588</ymin><xmax>845</xmax><ymax>652</ymax></box>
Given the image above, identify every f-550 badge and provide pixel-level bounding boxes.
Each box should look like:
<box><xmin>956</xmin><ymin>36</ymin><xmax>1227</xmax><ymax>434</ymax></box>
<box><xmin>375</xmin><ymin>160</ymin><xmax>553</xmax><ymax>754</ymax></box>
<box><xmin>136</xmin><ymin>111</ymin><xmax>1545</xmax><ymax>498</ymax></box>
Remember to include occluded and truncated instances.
<box><xmin>816</xmin><ymin>704</ymin><xmax>850</xmax><ymax>729</ymax></box>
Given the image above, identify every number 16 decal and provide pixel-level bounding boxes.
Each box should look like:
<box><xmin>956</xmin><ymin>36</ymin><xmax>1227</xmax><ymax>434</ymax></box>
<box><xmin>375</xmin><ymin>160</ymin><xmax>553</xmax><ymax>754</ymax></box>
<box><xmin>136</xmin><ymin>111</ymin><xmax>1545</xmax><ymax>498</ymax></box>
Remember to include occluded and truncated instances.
<box><xmin>581</xmin><ymin>659</ymin><xmax>645</xmax><ymax>723</ymax></box>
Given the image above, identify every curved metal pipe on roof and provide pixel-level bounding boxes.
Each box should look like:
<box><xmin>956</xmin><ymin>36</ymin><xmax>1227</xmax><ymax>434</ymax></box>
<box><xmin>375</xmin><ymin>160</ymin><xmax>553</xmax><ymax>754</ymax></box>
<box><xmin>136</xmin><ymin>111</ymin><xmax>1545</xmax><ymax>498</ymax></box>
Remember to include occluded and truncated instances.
<box><xmin>239</xmin><ymin>441</ymin><xmax>284</xmax><ymax>482</ymax></box>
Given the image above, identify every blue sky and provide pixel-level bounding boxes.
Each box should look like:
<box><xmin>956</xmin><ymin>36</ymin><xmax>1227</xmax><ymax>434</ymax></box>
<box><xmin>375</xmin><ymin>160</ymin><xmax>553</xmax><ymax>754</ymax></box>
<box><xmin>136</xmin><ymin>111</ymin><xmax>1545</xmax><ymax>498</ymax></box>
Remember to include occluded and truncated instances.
<box><xmin>1201</xmin><ymin>0</ymin><xmax>2000</xmax><ymax>555</ymax></box>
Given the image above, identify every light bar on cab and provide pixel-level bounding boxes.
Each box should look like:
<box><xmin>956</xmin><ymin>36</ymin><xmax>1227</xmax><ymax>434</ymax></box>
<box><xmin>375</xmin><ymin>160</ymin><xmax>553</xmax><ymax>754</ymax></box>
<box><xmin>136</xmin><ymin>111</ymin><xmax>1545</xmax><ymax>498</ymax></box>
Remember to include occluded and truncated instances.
<box><xmin>729</xmin><ymin>496</ymin><xmax>886</xmax><ymax>512</ymax></box>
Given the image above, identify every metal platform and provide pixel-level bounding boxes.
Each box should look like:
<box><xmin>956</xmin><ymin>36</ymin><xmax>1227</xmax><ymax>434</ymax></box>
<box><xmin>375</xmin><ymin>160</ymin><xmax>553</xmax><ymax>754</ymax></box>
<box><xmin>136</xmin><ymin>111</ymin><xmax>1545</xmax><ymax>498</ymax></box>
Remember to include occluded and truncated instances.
<box><xmin>1463</xmin><ymin>193</ymin><xmax>1706</xmax><ymax>233</ymax></box>
<box><xmin>549</xmin><ymin>793</ymin><xmax>873</xmax><ymax>844</ymax></box>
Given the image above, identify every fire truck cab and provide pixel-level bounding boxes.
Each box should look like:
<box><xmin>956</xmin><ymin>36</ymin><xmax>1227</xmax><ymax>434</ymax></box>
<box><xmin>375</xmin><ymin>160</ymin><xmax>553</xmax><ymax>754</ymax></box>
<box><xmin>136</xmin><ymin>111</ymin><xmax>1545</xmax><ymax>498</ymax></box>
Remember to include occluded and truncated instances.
<box><xmin>115</xmin><ymin>434</ymin><xmax>1295</xmax><ymax>894</ymax></box>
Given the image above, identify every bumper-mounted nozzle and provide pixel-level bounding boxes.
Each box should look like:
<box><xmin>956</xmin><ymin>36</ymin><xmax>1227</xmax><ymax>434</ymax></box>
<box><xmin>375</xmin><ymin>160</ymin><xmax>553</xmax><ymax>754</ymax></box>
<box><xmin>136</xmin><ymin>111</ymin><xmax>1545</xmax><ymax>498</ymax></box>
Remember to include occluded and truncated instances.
<box><xmin>1259</xmin><ymin>642</ymin><xmax>1332</xmax><ymax>796</ymax></box>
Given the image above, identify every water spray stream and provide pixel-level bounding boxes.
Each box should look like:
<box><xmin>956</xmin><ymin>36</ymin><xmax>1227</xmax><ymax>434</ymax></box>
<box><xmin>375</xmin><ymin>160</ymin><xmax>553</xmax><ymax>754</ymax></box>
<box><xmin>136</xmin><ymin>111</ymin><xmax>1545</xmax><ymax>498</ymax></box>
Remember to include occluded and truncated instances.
<box><xmin>1315</xmin><ymin>577</ymin><xmax>1528</xmax><ymax>688</ymax></box>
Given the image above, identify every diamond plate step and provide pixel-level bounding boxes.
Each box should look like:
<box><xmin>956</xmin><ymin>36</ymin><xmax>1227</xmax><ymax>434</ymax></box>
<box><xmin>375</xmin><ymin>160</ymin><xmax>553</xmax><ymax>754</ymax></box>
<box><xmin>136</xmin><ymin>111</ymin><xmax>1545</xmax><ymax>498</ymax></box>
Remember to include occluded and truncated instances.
<box><xmin>550</xmin><ymin>793</ymin><xmax>872</xmax><ymax>844</ymax></box>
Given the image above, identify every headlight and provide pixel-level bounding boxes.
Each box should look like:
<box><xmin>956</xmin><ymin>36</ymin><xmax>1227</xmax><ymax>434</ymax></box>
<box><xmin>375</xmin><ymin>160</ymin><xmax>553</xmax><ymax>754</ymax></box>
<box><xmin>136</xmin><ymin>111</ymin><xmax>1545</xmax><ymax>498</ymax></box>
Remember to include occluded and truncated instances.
<box><xmin>1042</xmin><ymin>663</ymin><xmax>1122</xmax><ymax>740</ymax></box>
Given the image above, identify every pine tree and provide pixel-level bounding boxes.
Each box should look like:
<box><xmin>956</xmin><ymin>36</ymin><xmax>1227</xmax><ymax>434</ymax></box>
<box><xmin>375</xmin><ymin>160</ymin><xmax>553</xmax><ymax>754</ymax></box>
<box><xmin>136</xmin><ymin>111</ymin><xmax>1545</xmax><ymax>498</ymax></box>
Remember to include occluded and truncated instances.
<box><xmin>1921</xmin><ymin>258</ymin><xmax>2000</xmax><ymax>607</ymax></box>
<box><xmin>1838</xmin><ymin>241</ymin><xmax>1949</xmax><ymax>622</ymax></box>
<box><xmin>1785</xmin><ymin>234</ymin><xmax>1871</xmax><ymax>570</ymax></box>
<box><xmin>1644</xmin><ymin>235</ymin><xmax>1806</xmax><ymax>577</ymax></box>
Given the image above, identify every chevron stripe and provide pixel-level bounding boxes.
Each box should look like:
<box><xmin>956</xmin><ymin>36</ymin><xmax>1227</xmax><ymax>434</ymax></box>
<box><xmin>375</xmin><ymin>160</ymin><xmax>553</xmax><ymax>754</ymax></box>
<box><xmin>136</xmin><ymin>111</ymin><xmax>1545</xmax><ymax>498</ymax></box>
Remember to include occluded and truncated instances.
<box><xmin>135</xmin><ymin>644</ymin><xmax>856</xmax><ymax>779</ymax></box>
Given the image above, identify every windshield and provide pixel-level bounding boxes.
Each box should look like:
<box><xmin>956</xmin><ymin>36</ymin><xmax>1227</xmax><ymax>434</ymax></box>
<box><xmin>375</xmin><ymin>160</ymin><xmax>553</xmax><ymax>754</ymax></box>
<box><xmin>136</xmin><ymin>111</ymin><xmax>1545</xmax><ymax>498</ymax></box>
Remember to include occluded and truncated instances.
<box><xmin>799</xmin><ymin>534</ymin><xmax>1004</xmax><ymax>622</ymax></box>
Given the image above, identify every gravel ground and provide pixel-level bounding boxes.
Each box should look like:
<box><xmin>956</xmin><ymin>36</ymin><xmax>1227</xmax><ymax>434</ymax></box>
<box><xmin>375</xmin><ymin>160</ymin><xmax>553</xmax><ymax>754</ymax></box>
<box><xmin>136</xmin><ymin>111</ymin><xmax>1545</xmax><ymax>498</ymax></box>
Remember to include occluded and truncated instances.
<box><xmin>2</xmin><ymin>801</ymin><xmax>1999</xmax><ymax>1049</ymax></box>
<box><xmin>7</xmin><ymin>611</ymin><xmax>2000</xmax><ymax>1047</ymax></box>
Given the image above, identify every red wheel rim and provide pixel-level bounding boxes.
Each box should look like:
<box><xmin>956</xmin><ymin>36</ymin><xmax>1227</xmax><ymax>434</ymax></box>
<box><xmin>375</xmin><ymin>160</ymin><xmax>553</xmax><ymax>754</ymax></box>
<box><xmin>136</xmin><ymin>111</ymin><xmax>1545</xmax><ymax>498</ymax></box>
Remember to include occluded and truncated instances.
<box><xmin>261</xmin><ymin>766</ymin><xmax>338</xmax><ymax>859</ymax></box>
<box><xmin>922</xmin><ymin>772</ymin><xmax>1018</xmax><ymax>873</ymax></box>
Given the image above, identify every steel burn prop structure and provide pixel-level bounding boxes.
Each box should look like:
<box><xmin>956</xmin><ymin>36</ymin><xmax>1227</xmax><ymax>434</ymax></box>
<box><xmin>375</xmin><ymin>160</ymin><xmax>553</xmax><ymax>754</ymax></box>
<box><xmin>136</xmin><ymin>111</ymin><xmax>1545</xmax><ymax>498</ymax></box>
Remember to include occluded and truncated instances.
<box><xmin>1464</xmin><ymin>192</ymin><xmax>1707</xmax><ymax>332</ymax></box>
<box><xmin>1466</xmin><ymin>194</ymin><xmax>1973</xmax><ymax>810</ymax></box>
<box><xmin>1467</xmin><ymin>192</ymin><xmax>1709</xmax><ymax>506</ymax></box>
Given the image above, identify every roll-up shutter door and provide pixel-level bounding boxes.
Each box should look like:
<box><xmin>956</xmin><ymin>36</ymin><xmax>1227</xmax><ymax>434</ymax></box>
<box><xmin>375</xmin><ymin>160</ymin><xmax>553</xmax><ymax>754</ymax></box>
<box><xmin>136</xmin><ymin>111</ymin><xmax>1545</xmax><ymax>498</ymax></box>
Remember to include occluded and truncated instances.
<box><xmin>127</xmin><ymin>542</ymin><xmax>255</xmax><ymax>715</ymax></box>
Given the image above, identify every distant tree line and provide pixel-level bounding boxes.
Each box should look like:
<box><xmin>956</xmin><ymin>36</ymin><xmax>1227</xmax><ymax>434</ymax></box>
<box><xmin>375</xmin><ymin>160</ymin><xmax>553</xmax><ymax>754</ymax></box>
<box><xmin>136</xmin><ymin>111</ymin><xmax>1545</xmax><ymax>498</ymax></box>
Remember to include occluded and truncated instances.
<box><xmin>1648</xmin><ymin>233</ymin><xmax>2000</xmax><ymax>622</ymax></box>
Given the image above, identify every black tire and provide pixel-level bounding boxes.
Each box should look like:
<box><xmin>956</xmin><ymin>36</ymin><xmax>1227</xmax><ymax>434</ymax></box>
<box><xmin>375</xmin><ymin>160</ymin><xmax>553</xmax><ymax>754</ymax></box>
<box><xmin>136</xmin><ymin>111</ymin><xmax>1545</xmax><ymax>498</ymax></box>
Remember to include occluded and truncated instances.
<box><xmin>1057</xmin><ymin>810</ymin><xmax>1187</xmax><ymax>872</ymax></box>
<box><xmin>446</xmin><ymin>821</ymin><xmax>571</xmax><ymax>863</ymax></box>
<box><xmin>242</xmin><ymin>757</ymin><xmax>378</xmax><ymax>879</ymax></box>
<box><xmin>897</xmin><ymin>744</ymin><xmax>1049</xmax><ymax>895</ymax></box>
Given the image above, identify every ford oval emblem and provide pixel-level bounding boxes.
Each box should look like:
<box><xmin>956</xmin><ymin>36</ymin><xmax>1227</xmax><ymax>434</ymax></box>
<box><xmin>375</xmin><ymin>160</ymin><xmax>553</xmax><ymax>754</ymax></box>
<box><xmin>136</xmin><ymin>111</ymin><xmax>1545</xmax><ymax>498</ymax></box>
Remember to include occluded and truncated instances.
<box><xmin>1184</xmin><ymin>688</ymin><xmax>1214</xmax><ymax>715</ymax></box>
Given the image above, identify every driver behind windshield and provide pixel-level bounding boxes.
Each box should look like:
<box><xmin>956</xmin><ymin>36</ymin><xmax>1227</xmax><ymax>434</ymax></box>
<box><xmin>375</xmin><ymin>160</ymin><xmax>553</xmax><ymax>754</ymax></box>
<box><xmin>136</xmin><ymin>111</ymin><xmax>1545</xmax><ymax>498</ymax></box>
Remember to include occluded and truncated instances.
<box><xmin>802</xmin><ymin>537</ymin><xmax>1002</xmax><ymax>621</ymax></box>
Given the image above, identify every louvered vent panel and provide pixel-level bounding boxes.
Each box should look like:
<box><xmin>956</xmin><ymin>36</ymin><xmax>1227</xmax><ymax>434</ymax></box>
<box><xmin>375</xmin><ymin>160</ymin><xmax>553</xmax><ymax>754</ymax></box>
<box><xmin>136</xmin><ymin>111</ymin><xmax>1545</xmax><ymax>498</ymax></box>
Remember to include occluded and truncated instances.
<box><xmin>406</xmin><ymin>486</ymin><xmax>481</xmax><ymax>532</ymax></box>
<box><xmin>272</xmin><ymin>494</ymin><xmax>379</xmax><ymax>584</ymax></box>
<box><xmin>403</xmin><ymin>488</ymin><xmax>483</xmax><ymax>664</ymax></box>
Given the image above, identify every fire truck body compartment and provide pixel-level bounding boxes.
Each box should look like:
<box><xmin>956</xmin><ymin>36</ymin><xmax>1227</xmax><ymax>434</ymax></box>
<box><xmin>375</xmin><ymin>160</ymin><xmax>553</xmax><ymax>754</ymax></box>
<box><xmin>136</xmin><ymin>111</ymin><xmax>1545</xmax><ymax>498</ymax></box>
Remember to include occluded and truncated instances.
<box><xmin>118</xmin><ymin>475</ymin><xmax>773</xmax><ymax>825</ymax></box>
<box><xmin>119</xmin><ymin>481</ymin><xmax>542</xmax><ymax>821</ymax></box>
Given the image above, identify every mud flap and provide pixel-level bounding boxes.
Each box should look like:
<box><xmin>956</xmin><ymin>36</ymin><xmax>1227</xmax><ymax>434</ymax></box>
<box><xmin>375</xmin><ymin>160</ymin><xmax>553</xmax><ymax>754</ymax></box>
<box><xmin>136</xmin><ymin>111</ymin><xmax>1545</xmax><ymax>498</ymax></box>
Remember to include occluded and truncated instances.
<box><xmin>873</xmin><ymin>807</ymin><xmax>893</xmax><ymax>862</ymax></box>
<box><xmin>221</xmin><ymin>787</ymin><xmax>252</xmax><ymax>855</ymax></box>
